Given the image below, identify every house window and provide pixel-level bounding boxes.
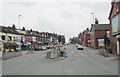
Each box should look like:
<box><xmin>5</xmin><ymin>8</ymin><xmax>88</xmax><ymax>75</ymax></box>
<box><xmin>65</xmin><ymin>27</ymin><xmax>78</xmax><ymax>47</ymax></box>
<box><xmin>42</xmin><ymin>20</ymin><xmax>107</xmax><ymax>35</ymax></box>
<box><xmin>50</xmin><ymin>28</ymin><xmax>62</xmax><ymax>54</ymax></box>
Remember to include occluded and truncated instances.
<box><xmin>117</xmin><ymin>3</ymin><xmax>119</xmax><ymax>12</ymax></box>
<box><xmin>1</xmin><ymin>35</ymin><xmax>5</xmax><ymax>40</ymax></box>
<box><xmin>13</xmin><ymin>36</ymin><xmax>17</xmax><ymax>41</ymax></box>
<box><xmin>8</xmin><ymin>36</ymin><xmax>12</xmax><ymax>41</ymax></box>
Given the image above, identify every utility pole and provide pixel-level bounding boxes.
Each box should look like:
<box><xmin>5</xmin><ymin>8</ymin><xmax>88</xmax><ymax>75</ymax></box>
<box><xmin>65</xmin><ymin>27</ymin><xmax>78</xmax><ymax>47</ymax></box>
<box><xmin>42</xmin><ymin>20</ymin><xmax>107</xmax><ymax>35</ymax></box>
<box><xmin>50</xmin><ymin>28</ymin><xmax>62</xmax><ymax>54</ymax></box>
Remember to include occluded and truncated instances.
<box><xmin>19</xmin><ymin>15</ymin><xmax>21</xmax><ymax>51</ymax></box>
<box><xmin>91</xmin><ymin>12</ymin><xmax>95</xmax><ymax>50</ymax></box>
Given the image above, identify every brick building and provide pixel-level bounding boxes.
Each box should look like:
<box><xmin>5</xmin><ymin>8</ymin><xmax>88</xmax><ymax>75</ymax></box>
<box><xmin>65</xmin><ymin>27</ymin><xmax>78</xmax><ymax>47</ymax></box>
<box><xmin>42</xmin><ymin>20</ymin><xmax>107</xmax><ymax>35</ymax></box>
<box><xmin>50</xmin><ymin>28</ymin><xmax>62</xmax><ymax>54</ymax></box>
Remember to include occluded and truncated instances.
<box><xmin>90</xmin><ymin>23</ymin><xmax>110</xmax><ymax>49</ymax></box>
<box><xmin>108</xmin><ymin>0</ymin><xmax>120</xmax><ymax>54</ymax></box>
<box><xmin>83</xmin><ymin>28</ymin><xmax>91</xmax><ymax>47</ymax></box>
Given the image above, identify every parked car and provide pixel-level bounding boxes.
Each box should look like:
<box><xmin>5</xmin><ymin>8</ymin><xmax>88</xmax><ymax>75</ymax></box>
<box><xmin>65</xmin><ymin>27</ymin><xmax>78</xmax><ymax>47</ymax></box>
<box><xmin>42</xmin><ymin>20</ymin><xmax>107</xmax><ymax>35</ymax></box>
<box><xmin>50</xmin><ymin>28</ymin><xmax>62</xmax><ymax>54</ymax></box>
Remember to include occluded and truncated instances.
<box><xmin>50</xmin><ymin>45</ymin><xmax>53</xmax><ymax>49</ymax></box>
<box><xmin>42</xmin><ymin>46</ymin><xmax>47</xmax><ymax>50</ymax></box>
<box><xmin>46</xmin><ymin>45</ymin><xmax>50</xmax><ymax>49</ymax></box>
<box><xmin>38</xmin><ymin>46</ymin><xmax>47</xmax><ymax>51</ymax></box>
<box><xmin>77</xmin><ymin>45</ymin><xmax>83</xmax><ymax>50</ymax></box>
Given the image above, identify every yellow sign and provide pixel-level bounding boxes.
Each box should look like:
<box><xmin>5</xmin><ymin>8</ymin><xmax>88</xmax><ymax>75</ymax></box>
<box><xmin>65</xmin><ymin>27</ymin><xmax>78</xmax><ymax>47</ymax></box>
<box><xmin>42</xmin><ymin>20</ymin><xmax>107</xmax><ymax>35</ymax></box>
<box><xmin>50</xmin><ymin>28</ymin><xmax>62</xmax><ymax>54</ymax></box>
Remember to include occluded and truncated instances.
<box><xmin>0</xmin><ymin>42</ymin><xmax>3</xmax><ymax>52</ymax></box>
<box><xmin>54</xmin><ymin>44</ymin><xmax>58</xmax><ymax>48</ymax></box>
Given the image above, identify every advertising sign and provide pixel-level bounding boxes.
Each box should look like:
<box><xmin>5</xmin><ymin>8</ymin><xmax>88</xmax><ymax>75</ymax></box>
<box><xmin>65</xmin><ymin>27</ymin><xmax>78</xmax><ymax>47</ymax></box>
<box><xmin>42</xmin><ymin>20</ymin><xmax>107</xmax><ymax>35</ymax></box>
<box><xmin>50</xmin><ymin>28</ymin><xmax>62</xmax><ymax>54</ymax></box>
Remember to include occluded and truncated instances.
<box><xmin>0</xmin><ymin>42</ymin><xmax>3</xmax><ymax>57</ymax></box>
<box><xmin>98</xmin><ymin>39</ymin><xmax>105</xmax><ymax>46</ymax></box>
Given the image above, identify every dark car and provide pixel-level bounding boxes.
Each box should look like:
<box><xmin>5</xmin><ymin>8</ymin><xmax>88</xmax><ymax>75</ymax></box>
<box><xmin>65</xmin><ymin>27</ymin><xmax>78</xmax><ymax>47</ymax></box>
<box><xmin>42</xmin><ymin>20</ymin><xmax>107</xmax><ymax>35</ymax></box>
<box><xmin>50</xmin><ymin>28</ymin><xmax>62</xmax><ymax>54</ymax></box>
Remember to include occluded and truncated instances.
<box><xmin>46</xmin><ymin>45</ymin><xmax>50</xmax><ymax>49</ymax></box>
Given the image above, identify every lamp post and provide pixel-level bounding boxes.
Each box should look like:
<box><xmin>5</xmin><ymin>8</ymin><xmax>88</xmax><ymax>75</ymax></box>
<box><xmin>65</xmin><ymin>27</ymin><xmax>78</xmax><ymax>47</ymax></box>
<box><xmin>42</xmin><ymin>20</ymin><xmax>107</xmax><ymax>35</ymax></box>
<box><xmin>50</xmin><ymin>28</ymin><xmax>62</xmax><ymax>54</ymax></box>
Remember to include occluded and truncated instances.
<box><xmin>91</xmin><ymin>12</ymin><xmax>95</xmax><ymax>49</ymax></box>
<box><xmin>19</xmin><ymin>15</ymin><xmax>21</xmax><ymax>30</ymax></box>
<box><xmin>19</xmin><ymin>15</ymin><xmax>21</xmax><ymax>51</ymax></box>
<box><xmin>91</xmin><ymin>12</ymin><xmax>94</xmax><ymax>24</ymax></box>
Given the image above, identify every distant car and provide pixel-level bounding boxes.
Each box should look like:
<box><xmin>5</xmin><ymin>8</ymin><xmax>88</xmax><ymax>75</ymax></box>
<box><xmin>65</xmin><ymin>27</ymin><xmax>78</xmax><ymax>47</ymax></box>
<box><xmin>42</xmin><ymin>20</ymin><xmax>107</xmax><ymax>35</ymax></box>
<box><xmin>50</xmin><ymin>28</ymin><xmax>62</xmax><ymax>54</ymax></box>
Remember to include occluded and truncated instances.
<box><xmin>50</xmin><ymin>45</ymin><xmax>53</xmax><ymax>49</ymax></box>
<box><xmin>39</xmin><ymin>46</ymin><xmax>47</xmax><ymax>51</ymax></box>
<box><xmin>60</xmin><ymin>44</ymin><xmax>63</xmax><ymax>47</ymax></box>
<box><xmin>77</xmin><ymin>45</ymin><xmax>83</xmax><ymax>50</ymax></box>
<box><xmin>42</xmin><ymin>46</ymin><xmax>47</xmax><ymax>50</ymax></box>
<box><xmin>46</xmin><ymin>45</ymin><xmax>50</xmax><ymax>49</ymax></box>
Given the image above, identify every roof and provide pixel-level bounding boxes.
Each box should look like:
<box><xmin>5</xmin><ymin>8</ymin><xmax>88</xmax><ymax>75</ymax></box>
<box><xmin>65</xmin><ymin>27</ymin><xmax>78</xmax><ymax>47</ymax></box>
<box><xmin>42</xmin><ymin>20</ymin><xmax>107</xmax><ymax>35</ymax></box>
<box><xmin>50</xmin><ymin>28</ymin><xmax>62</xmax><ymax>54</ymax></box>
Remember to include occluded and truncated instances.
<box><xmin>91</xmin><ymin>24</ymin><xmax>110</xmax><ymax>30</ymax></box>
<box><xmin>83</xmin><ymin>30</ymin><xmax>90</xmax><ymax>35</ymax></box>
<box><xmin>31</xmin><ymin>31</ymin><xmax>39</xmax><ymax>37</ymax></box>
<box><xmin>26</xmin><ymin>30</ymin><xmax>32</xmax><ymax>36</ymax></box>
<box><xmin>0</xmin><ymin>25</ymin><xmax>20</xmax><ymax>35</ymax></box>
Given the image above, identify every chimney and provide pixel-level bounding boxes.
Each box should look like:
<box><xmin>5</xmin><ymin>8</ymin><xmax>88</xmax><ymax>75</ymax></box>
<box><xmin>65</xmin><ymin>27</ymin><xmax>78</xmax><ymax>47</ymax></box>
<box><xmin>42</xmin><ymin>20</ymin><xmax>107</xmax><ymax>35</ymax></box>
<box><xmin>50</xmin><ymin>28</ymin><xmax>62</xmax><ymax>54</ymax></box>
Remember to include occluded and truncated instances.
<box><xmin>30</xmin><ymin>29</ymin><xmax>32</xmax><ymax>32</ymax></box>
<box><xmin>86</xmin><ymin>28</ymin><xmax>89</xmax><ymax>31</ymax></box>
<box><xmin>12</xmin><ymin>24</ymin><xmax>16</xmax><ymax>32</ymax></box>
<box><xmin>22</xmin><ymin>27</ymin><xmax>25</xmax><ymax>31</ymax></box>
<box><xmin>95</xmin><ymin>18</ymin><xmax>99</xmax><ymax>24</ymax></box>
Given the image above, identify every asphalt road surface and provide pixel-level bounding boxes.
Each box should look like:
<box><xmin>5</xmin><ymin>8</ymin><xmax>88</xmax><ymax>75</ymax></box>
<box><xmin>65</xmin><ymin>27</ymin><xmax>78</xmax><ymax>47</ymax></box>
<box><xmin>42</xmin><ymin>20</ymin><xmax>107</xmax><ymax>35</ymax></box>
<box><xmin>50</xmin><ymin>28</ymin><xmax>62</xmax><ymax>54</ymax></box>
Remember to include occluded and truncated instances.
<box><xmin>2</xmin><ymin>44</ymin><xmax>118</xmax><ymax>75</ymax></box>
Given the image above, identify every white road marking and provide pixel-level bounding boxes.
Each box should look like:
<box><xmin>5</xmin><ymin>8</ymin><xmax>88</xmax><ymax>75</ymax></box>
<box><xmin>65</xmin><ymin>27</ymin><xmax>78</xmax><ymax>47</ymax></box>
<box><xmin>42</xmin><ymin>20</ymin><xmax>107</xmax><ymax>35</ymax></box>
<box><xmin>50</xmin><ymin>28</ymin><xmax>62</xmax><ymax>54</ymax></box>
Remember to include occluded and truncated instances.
<box><xmin>71</xmin><ymin>51</ymin><xmax>74</xmax><ymax>53</ymax></box>
<box><xmin>80</xmin><ymin>54</ymin><xmax>83</xmax><ymax>56</ymax></box>
<box><xmin>66</xmin><ymin>70</ymin><xmax>75</xmax><ymax>73</ymax></box>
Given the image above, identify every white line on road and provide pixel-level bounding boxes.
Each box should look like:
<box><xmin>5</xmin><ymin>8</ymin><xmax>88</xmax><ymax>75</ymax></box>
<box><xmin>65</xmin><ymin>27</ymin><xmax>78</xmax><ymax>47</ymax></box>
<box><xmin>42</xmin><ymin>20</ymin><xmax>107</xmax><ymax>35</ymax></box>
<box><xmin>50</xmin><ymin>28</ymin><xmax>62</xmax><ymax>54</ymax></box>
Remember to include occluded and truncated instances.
<box><xmin>71</xmin><ymin>51</ymin><xmax>74</xmax><ymax>53</ymax></box>
<box><xmin>66</xmin><ymin>70</ymin><xmax>75</xmax><ymax>73</ymax></box>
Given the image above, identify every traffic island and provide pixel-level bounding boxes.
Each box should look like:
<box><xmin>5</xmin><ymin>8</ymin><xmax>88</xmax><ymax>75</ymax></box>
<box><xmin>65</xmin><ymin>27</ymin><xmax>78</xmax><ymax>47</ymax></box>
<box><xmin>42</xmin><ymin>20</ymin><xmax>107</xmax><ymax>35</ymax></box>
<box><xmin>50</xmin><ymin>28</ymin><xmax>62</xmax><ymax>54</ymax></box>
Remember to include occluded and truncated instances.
<box><xmin>45</xmin><ymin>50</ymin><xmax>68</xmax><ymax>60</ymax></box>
<box><xmin>2</xmin><ymin>51</ymin><xmax>22</xmax><ymax>60</ymax></box>
<box><xmin>46</xmin><ymin>51</ymin><xmax>59</xmax><ymax>59</ymax></box>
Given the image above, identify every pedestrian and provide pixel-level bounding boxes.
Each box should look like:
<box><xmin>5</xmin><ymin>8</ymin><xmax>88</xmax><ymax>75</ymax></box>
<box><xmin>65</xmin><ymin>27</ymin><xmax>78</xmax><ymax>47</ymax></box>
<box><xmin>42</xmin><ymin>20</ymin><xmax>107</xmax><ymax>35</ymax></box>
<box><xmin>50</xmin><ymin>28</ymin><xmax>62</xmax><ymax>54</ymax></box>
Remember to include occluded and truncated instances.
<box><xmin>60</xmin><ymin>50</ymin><xmax>64</xmax><ymax>57</ymax></box>
<box><xmin>64</xmin><ymin>50</ymin><xmax>68</xmax><ymax>58</ymax></box>
<box><xmin>63</xmin><ymin>47</ymin><xmax>68</xmax><ymax>58</ymax></box>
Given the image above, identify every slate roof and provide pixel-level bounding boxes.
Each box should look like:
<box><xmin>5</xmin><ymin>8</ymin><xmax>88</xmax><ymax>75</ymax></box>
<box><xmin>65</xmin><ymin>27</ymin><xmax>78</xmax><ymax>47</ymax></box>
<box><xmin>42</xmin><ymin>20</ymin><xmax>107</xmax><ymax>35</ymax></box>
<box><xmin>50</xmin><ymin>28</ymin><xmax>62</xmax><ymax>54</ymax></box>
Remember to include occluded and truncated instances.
<box><xmin>91</xmin><ymin>24</ymin><xmax>110</xmax><ymax>30</ymax></box>
<box><xmin>0</xmin><ymin>25</ymin><xmax>20</xmax><ymax>35</ymax></box>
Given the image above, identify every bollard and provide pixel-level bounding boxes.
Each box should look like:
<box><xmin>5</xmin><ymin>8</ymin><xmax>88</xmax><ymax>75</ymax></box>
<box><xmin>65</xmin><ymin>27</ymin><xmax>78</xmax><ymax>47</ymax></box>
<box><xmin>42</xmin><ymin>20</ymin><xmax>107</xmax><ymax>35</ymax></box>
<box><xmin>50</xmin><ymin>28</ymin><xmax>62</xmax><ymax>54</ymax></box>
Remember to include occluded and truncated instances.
<box><xmin>46</xmin><ymin>52</ymin><xmax>51</xmax><ymax>59</ymax></box>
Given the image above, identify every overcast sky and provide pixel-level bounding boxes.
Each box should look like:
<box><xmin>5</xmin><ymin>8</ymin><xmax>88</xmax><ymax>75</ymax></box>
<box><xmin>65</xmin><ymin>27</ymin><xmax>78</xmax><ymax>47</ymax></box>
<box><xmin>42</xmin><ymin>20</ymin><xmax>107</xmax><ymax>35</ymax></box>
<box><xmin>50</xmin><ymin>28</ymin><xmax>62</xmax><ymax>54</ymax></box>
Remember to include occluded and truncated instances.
<box><xmin>0</xmin><ymin>0</ymin><xmax>112</xmax><ymax>43</ymax></box>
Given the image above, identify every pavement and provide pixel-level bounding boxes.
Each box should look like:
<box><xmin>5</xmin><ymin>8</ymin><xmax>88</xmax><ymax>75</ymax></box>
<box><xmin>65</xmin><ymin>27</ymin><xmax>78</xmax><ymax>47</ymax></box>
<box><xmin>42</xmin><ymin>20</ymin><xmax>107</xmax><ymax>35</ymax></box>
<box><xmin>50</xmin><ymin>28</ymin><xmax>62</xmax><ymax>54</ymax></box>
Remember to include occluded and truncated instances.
<box><xmin>2</xmin><ymin>44</ymin><xmax>118</xmax><ymax>75</ymax></box>
<box><xmin>0</xmin><ymin>57</ymin><xmax>2</xmax><ymax>77</ymax></box>
<box><xmin>2</xmin><ymin>51</ymin><xmax>22</xmax><ymax>60</ymax></box>
<box><xmin>91</xmin><ymin>48</ymin><xmax>118</xmax><ymax>60</ymax></box>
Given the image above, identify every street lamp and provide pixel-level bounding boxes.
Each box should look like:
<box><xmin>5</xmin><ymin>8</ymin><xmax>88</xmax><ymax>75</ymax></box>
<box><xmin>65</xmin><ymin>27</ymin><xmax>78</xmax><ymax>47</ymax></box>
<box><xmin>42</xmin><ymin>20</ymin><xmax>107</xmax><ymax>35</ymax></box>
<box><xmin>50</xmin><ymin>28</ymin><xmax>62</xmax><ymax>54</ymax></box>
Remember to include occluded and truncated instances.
<box><xmin>91</xmin><ymin>12</ymin><xmax>94</xmax><ymax>24</ymax></box>
<box><xmin>18</xmin><ymin>15</ymin><xmax>21</xmax><ymax>51</ymax></box>
<box><xmin>19</xmin><ymin>15</ymin><xmax>21</xmax><ymax>30</ymax></box>
<box><xmin>91</xmin><ymin>12</ymin><xmax>95</xmax><ymax>49</ymax></box>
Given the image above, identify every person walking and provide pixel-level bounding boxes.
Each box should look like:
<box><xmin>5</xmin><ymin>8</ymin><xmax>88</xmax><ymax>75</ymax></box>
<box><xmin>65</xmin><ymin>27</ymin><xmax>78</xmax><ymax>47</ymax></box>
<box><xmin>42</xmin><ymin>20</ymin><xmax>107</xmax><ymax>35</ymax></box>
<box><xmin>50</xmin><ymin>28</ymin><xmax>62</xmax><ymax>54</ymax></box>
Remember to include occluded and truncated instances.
<box><xmin>63</xmin><ymin>47</ymin><xmax>68</xmax><ymax>58</ymax></box>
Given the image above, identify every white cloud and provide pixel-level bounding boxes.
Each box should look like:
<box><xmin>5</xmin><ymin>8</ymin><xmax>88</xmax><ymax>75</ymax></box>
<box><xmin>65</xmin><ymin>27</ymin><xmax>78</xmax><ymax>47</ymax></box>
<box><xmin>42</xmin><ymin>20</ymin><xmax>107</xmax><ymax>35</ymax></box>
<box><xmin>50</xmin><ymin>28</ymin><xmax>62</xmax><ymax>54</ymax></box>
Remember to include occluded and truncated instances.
<box><xmin>1</xmin><ymin>1</ymin><xmax>111</xmax><ymax>43</ymax></box>
<box><xmin>0</xmin><ymin>0</ymin><xmax>112</xmax><ymax>2</ymax></box>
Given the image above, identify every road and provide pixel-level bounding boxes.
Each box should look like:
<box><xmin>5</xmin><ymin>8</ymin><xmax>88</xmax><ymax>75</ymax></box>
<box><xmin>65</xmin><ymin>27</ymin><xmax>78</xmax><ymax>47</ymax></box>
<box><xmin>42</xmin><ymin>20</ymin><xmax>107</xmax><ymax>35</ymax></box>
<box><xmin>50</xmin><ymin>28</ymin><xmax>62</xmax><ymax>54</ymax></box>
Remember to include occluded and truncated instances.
<box><xmin>2</xmin><ymin>44</ymin><xmax>118</xmax><ymax>75</ymax></box>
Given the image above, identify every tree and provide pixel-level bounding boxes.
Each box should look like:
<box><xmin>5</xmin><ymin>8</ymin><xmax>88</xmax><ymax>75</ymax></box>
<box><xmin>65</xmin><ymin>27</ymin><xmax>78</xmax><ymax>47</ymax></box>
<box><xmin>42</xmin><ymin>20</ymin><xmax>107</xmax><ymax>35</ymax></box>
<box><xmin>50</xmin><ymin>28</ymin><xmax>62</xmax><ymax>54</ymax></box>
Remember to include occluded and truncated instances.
<box><xmin>70</xmin><ymin>37</ymin><xmax>79</xmax><ymax>44</ymax></box>
<box><xmin>30</xmin><ymin>29</ymin><xmax>32</xmax><ymax>32</ymax></box>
